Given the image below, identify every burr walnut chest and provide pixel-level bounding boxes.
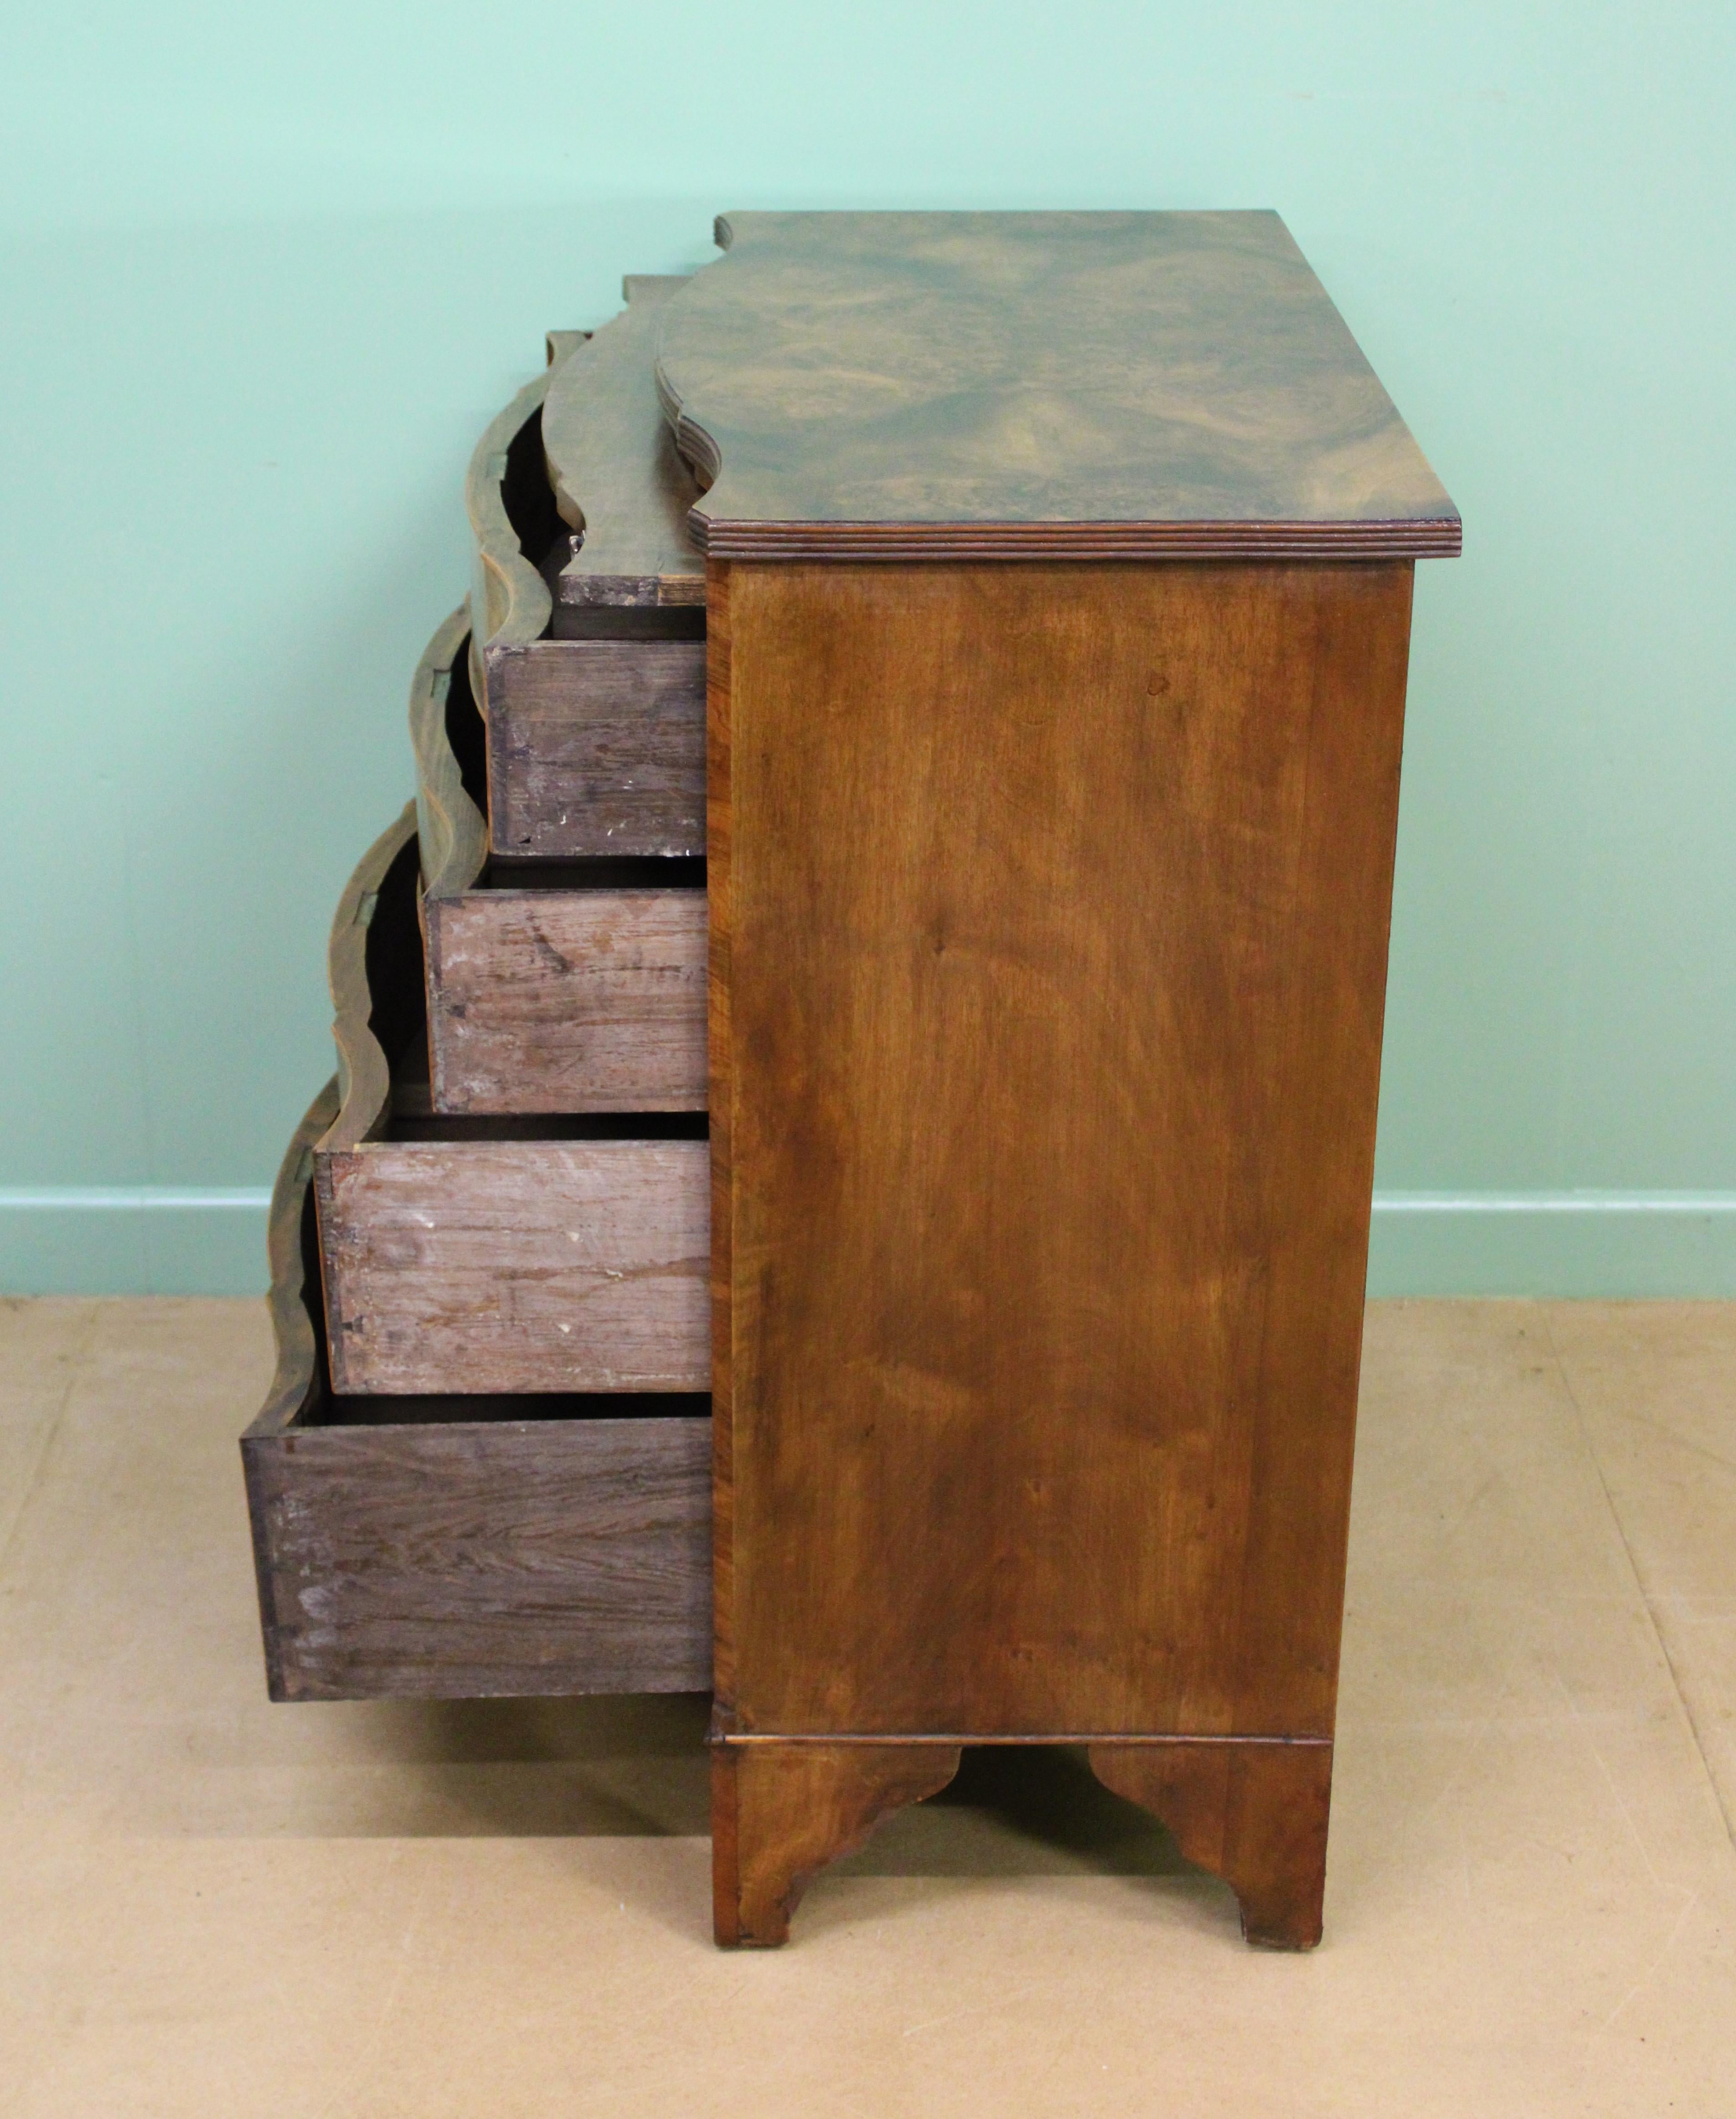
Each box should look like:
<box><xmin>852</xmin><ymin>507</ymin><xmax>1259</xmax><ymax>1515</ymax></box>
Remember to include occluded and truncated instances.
<box><xmin>667</xmin><ymin>210</ymin><xmax>1459</xmax><ymax>1948</ymax></box>
<box><xmin>246</xmin><ymin>208</ymin><xmax>1457</xmax><ymax>1953</ymax></box>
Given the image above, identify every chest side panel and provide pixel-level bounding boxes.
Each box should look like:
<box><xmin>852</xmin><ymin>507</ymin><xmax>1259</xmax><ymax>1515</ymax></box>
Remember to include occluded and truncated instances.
<box><xmin>717</xmin><ymin>559</ymin><xmax>1413</xmax><ymax>1738</ymax></box>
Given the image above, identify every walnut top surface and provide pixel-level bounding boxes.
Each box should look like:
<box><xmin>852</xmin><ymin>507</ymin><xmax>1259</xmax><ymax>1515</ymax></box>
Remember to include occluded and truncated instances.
<box><xmin>654</xmin><ymin>211</ymin><xmax>1460</xmax><ymax>562</ymax></box>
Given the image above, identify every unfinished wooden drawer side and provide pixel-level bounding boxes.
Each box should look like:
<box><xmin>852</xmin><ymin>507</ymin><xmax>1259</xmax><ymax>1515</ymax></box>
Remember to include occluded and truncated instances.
<box><xmin>242</xmin><ymin>1084</ymin><xmax>713</xmax><ymax>1703</ymax></box>
<box><xmin>409</xmin><ymin>613</ymin><xmax>708</xmax><ymax>1115</ymax></box>
<box><xmin>412</xmin><ymin>600</ymin><xmax>705</xmax><ymax>935</ymax></box>
<box><xmin>314</xmin><ymin>808</ymin><xmax>711</xmax><ymax>1396</ymax></box>
<box><xmin>425</xmin><ymin>879</ymin><xmax>707</xmax><ymax>1116</ymax></box>
<box><xmin>485</xmin><ymin>633</ymin><xmax>707</xmax><ymax>860</ymax></box>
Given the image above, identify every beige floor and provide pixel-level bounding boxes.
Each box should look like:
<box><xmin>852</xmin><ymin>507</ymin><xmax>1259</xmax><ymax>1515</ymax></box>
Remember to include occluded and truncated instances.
<box><xmin>0</xmin><ymin>1300</ymin><xmax>1733</xmax><ymax>2117</ymax></box>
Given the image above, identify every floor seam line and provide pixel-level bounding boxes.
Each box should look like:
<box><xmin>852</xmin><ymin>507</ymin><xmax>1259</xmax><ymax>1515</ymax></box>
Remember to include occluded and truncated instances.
<box><xmin>0</xmin><ymin>1302</ymin><xmax>99</xmax><ymax>1572</ymax></box>
<box><xmin>1541</xmin><ymin>1306</ymin><xmax>1736</xmax><ymax>1854</ymax></box>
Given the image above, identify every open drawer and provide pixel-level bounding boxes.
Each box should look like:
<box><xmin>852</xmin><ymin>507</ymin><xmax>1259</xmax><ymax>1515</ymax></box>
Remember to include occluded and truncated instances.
<box><xmin>242</xmin><ymin>1084</ymin><xmax>712</xmax><ymax>1701</ymax></box>
<box><xmin>315</xmin><ymin>807</ymin><xmax>710</xmax><ymax>1395</ymax></box>
<box><xmin>411</xmin><ymin>610</ymin><xmax>707</xmax><ymax>1115</ymax></box>
<box><xmin>465</xmin><ymin>286</ymin><xmax>705</xmax><ymax>860</ymax></box>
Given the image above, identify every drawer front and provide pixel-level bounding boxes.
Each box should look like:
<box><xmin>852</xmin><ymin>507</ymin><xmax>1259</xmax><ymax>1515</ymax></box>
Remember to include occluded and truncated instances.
<box><xmin>539</xmin><ymin>273</ymin><xmax>705</xmax><ymax>623</ymax></box>
<box><xmin>425</xmin><ymin>888</ymin><xmax>707</xmax><ymax>1115</ymax></box>
<box><xmin>315</xmin><ymin>1137</ymin><xmax>711</xmax><ymax>1395</ymax></box>
<box><xmin>246</xmin><ymin>1414</ymin><xmax>712</xmax><ymax>1701</ymax></box>
<box><xmin>411</xmin><ymin>607</ymin><xmax>489</xmax><ymax>901</ymax></box>
<box><xmin>465</xmin><ymin>352</ymin><xmax>561</xmax><ymax>664</ymax></box>
<box><xmin>486</xmin><ymin>639</ymin><xmax>706</xmax><ymax>858</ymax></box>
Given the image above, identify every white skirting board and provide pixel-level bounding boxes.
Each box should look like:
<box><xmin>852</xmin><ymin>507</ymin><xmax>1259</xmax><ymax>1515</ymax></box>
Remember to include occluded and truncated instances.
<box><xmin>2</xmin><ymin>1188</ymin><xmax>1734</xmax><ymax>1299</ymax></box>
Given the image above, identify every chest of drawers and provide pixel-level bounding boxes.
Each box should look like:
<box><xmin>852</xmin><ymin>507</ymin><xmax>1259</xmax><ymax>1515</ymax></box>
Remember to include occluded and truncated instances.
<box><xmin>246</xmin><ymin>208</ymin><xmax>1457</xmax><ymax>1951</ymax></box>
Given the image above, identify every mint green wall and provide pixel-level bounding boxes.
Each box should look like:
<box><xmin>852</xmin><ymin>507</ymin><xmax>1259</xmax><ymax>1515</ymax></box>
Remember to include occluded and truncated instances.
<box><xmin>3</xmin><ymin>4</ymin><xmax>1732</xmax><ymax>1295</ymax></box>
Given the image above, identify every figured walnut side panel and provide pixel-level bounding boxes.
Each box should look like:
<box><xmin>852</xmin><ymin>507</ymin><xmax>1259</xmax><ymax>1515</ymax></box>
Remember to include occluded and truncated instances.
<box><xmin>317</xmin><ymin>1139</ymin><xmax>710</xmax><ymax>1395</ymax></box>
<box><xmin>486</xmin><ymin>639</ymin><xmax>706</xmax><ymax>858</ymax></box>
<box><xmin>656</xmin><ymin>211</ymin><xmax>1460</xmax><ymax>560</ymax></box>
<box><xmin>425</xmin><ymin>887</ymin><xmax>707</xmax><ymax>1115</ymax></box>
<box><xmin>714</xmin><ymin>560</ymin><xmax>1413</xmax><ymax>1742</ymax></box>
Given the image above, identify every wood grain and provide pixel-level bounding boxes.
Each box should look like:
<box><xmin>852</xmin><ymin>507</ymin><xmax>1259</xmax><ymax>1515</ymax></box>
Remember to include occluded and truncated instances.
<box><xmin>425</xmin><ymin>884</ymin><xmax>707</xmax><ymax>1115</ymax></box>
<box><xmin>248</xmin><ymin>1414</ymin><xmax>712</xmax><ymax>1700</ymax></box>
<box><xmin>462</xmin><ymin>319</ymin><xmax>723</xmax><ymax>851</ymax></box>
<box><xmin>322</xmin><ymin>805</ymin><xmax>425</xmax><ymax>1155</ymax></box>
<box><xmin>712</xmin><ymin>559</ymin><xmax>1413</xmax><ymax>1742</ymax></box>
<box><xmin>657</xmin><ymin>212</ymin><xmax>1460</xmax><ymax>560</ymax></box>
<box><xmin>459</xmin><ymin>303</ymin><xmax>707</xmax><ymax>853</ymax></box>
<box><xmin>409</xmin><ymin>605</ymin><xmax>488</xmax><ymax>899</ymax></box>
<box><xmin>315</xmin><ymin>809</ymin><xmax>711</xmax><ymax>1393</ymax></box>
<box><xmin>1089</xmin><ymin>1739</ymin><xmax>1334</xmax><ymax>1948</ymax></box>
<box><xmin>542</xmin><ymin>274</ymin><xmax>705</xmax><ymax>620</ymax></box>
<box><xmin>465</xmin><ymin>351</ymin><xmax>564</xmax><ymax>661</ymax></box>
<box><xmin>408</xmin><ymin>592</ymin><xmax>705</xmax><ymax>869</ymax></box>
<box><xmin>319</xmin><ymin>1132</ymin><xmax>710</xmax><ymax>1396</ymax></box>
<box><xmin>707</xmin><ymin>562</ymin><xmax>738</xmax><ymax>1710</ymax></box>
<box><xmin>243</xmin><ymin>1091</ymin><xmax>712</xmax><ymax>1701</ymax></box>
<box><xmin>486</xmin><ymin>638</ymin><xmax>706</xmax><ymax>858</ymax></box>
<box><xmin>410</xmin><ymin>594</ymin><xmax>709</xmax><ymax>1113</ymax></box>
<box><xmin>249</xmin><ymin>1079</ymin><xmax>342</xmax><ymax>1455</ymax></box>
<box><xmin>711</xmin><ymin>1740</ymin><xmax>961</xmax><ymax>1946</ymax></box>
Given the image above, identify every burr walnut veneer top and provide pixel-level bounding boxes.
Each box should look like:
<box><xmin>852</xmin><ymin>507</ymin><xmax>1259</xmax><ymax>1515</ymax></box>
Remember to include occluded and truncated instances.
<box><xmin>655</xmin><ymin>210</ymin><xmax>1460</xmax><ymax>562</ymax></box>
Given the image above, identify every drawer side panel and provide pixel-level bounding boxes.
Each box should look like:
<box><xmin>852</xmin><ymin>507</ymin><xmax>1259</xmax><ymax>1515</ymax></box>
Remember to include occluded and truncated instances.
<box><xmin>486</xmin><ymin>640</ymin><xmax>706</xmax><ymax>858</ymax></box>
<box><xmin>246</xmin><ymin>1417</ymin><xmax>712</xmax><ymax>1700</ymax></box>
<box><xmin>317</xmin><ymin>1138</ymin><xmax>710</xmax><ymax>1395</ymax></box>
<box><xmin>426</xmin><ymin>889</ymin><xmax>707</xmax><ymax>1115</ymax></box>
